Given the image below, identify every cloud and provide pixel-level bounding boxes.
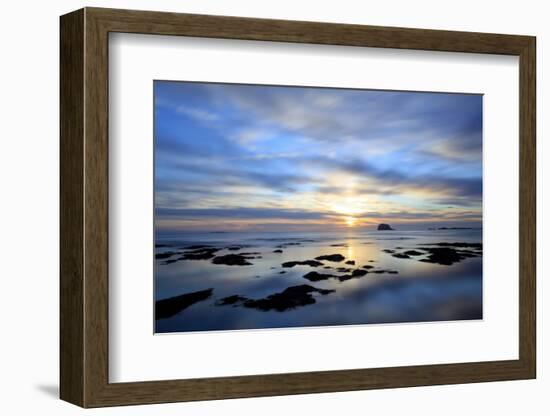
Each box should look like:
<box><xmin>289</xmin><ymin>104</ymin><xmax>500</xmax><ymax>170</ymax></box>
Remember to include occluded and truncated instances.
<box><xmin>156</xmin><ymin>154</ymin><xmax>317</xmax><ymax>195</ymax></box>
<box><xmin>356</xmin><ymin>210</ymin><xmax>481</xmax><ymax>221</ymax></box>
<box><xmin>176</xmin><ymin>106</ymin><xmax>220</xmax><ymax>122</ymax></box>
<box><xmin>153</xmin><ymin>81</ymin><xmax>483</xmax><ymax>231</ymax></box>
<box><xmin>156</xmin><ymin>207</ymin><xmax>329</xmax><ymax>221</ymax></box>
<box><xmin>308</xmin><ymin>156</ymin><xmax>482</xmax><ymax>199</ymax></box>
<box><xmin>211</xmin><ymin>84</ymin><xmax>482</xmax><ymax>148</ymax></box>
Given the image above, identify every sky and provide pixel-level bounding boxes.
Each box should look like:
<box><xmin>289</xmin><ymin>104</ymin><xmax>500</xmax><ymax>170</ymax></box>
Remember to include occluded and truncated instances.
<box><xmin>154</xmin><ymin>81</ymin><xmax>482</xmax><ymax>233</ymax></box>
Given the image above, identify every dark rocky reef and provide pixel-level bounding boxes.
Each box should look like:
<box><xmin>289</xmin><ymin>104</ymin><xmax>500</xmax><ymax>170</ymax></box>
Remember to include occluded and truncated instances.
<box><xmin>185</xmin><ymin>244</ymin><xmax>215</xmax><ymax>250</ymax></box>
<box><xmin>212</xmin><ymin>254</ymin><xmax>253</xmax><ymax>266</ymax></box>
<box><xmin>426</xmin><ymin>242</ymin><xmax>482</xmax><ymax>250</ymax></box>
<box><xmin>216</xmin><ymin>285</ymin><xmax>334</xmax><ymax>312</ymax></box>
<box><xmin>429</xmin><ymin>227</ymin><xmax>481</xmax><ymax>230</ymax></box>
<box><xmin>273</xmin><ymin>249</ymin><xmax>283</xmax><ymax>253</ymax></box>
<box><xmin>345</xmin><ymin>260</ymin><xmax>356</xmax><ymax>265</ymax></box>
<box><xmin>377</xmin><ymin>223</ymin><xmax>395</xmax><ymax>231</ymax></box>
<box><xmin>215</xmin><ymin>294</ymin><xmax>247</xmax><ymax>306</ymax></box>
<box><xmin>159</xmin><ymin>244</ymin><xmax>248</xmax><ymax>263</ymax></box>
<box><xmin>275</xmin><ymin>242</ymin><xmax>302</xmax><ymax>249</ymax></box>
<box><xmin>155</xmin><ymin>251</ymin><xmax>180</xmax><ymax>260</ymax></box>
<box><xmin>418</xmin><ymin>247</ymin><xmax>480</xmax><ymax>266</ymax></box>
<box><xmin>362</xmin><ymin>265</ymin><xmax>374</xmax><ymax>269</ymax></box>
<box><xmin>282</xmin><ymin>260</ymin><xmax>324</xmax><ymax>268</ymax></box>
<box><xmin>177</xmin><ymin>245</ymin><xmax>263</xmax><ymax>263</ymax></box>
<box><xmin>386</xmin><ymin>242</ymin><xmax>482</xmax><ymax>266</ymax></box>
<box><xmin>302</xmin><ymin>271</ymin><xmax>337</xmax><ymax>282</ymax></box>
<box><xmin>338</xmin><ymin>269</ymin><xmax>369</xmax><ymax>282</ymax></box>
<box><xmin>315</xmin><ymin>254</ymin><xmax>345</xmax><ymax>262</ymax></box>
<box><xmin>303</xmin><ymin>267</ymin><xmax>397</xmax><ymax>283</ymax></box>
<box><xmin>246</xmin><ymin>285</ymin><xmax>334</xmax><ymax>311</ymax></box>
<box><xmin>180</xmin><ymin>247</ymin><xmax>219</xmax><ymax>260</ymax></box>
<box><xmin>403</xmin><ymin>250</ymin><xmax>425</xmax><ymax>256</ymax></box>
<box><xmin>155</xmin><ymin>288</ymin><xmax>213</xmax><ymax>319</ymax></box>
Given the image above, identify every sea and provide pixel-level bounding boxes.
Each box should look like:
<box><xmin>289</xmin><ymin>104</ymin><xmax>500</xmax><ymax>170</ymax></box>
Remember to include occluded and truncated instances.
<box><xmin>154</xmin><ymin>228</ymin><xmax>482</xmax><ymax>333</ymax></box>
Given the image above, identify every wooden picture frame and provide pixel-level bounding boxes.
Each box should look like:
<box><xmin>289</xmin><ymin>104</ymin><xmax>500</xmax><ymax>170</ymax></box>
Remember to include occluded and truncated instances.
<box><xmin>60</xmin><ymin>7</ymin><xmax>536</xmax><ymax>408</ymax></box>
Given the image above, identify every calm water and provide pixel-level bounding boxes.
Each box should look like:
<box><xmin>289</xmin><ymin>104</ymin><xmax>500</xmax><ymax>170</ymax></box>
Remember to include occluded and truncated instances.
<box><xmin>155</xmin><ymin>229</ymin><xmax>482</xmax><ymax>333</ymax></box>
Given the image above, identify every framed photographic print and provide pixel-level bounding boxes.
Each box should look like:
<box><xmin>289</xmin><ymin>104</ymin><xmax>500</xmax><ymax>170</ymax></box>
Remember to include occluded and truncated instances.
<box><xmin>60</xmin><ymin>7</ymin><xmax>536</xmax><ymax>408</ymax></box>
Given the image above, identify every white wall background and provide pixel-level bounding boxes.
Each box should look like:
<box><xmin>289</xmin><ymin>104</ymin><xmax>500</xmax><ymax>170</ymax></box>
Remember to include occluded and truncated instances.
<box><xmin>0</xmin><ymin>0</ymin><xmax>545</xmax><ymax>414</ymax></box>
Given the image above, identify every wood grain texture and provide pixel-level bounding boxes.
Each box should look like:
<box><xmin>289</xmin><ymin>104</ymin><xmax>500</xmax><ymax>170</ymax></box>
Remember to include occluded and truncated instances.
<box><xmin>518</xmin><ymin>38</ymin><xmax>536</xmax><ymax>375</ymax></box>
<box><xmin>59</xmin><ymin>7</ymin><xmax>537</xmax><ymax>408</ymax></box>
<box><xmin>88</xmin><ymin>7</ymin><xmax>532</xmax><ymax>54</ymax></box>
<box><xmin>59</xmin><ymin>8</ymin><xmax>85</xmax><ymax>407</ymax></box>
<box><xmin>83</xmin><ymin>10</ymin><xmax>110</xmax><ymax>406</ymax></box>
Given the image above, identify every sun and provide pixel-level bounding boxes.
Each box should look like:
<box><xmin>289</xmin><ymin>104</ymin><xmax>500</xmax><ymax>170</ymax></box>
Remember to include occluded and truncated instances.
<box><xmin>345</xmin><ymin>216</ymin><xmax>356</xmax><ymax>227</ymax></box>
